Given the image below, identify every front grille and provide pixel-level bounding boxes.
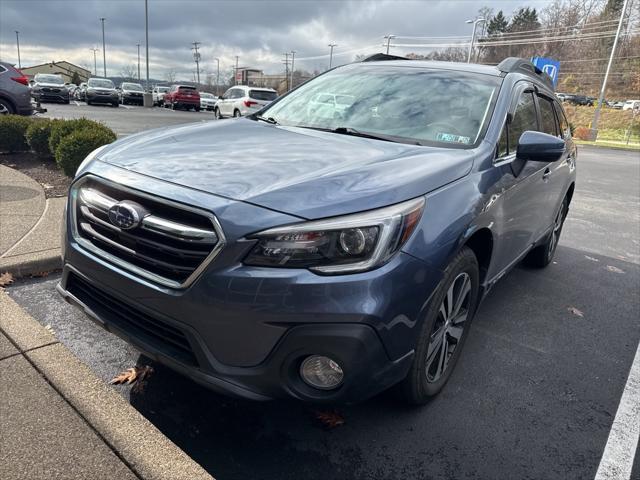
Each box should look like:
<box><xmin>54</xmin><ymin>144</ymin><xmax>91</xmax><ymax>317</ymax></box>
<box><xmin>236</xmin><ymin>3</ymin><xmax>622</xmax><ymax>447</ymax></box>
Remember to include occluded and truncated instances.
<box><xmin>71</xmin><ymin>177</ymin><xmax>224</xmax><ymax>288</ymax></box>
<box><xmin>67</xmin><ymin>273</ymin><xmax>198</xmax><ymax>366</ymax></box>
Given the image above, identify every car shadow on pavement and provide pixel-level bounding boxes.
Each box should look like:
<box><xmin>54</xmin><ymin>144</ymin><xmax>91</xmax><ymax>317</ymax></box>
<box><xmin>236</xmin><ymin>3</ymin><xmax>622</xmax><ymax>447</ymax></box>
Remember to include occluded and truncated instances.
<box><xmin>128</xmin><ymin>244</ymin><xmax>640</xmax><ymax>480</ymax></box>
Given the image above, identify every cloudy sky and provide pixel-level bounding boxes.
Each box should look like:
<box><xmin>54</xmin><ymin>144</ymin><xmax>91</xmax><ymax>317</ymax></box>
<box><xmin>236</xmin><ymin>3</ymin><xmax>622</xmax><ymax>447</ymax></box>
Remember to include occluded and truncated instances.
<box><xmin>0</xmin><ymin>0</ymin><xmax>551</xmax><ymax>81</ymax></box>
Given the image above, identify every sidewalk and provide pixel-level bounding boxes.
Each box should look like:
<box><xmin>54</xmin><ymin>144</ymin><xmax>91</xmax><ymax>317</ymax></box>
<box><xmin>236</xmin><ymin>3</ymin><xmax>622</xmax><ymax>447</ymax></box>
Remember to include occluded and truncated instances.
<box><xmin>0</xmin><ymin>290</ymin><xmax>214</xmax><ymax>480</ymax></box>
<box><xmin>0</xmin><ymin>164</ymin><xmax>64</xmax><ymax>277</ymax></box>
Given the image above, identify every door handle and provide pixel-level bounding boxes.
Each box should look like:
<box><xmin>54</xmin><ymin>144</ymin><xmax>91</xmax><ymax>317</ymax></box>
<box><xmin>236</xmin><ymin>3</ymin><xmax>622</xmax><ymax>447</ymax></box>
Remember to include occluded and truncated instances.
<box><xmin>542</xmin><ymin>168</ymin><xmax>551</xmax><ymax>180</ymax></box>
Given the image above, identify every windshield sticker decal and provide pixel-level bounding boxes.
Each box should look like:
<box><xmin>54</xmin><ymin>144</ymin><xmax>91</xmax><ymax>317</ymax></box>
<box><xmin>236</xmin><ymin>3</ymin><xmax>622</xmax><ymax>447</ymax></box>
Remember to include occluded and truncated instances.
<box><xmin>436</xmin><ymin>132</ymin><xmax>472</xmax><ymax>144</ymax></box>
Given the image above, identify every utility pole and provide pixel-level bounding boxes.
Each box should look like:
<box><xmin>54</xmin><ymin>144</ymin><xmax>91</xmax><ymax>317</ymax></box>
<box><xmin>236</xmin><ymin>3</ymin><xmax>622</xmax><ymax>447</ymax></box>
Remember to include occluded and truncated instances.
<box><xmin>214</xmin><ymin>57</ymin><xmax>220</xmax><ymax>95</ymax></box>
<box><xmin>383</xmin><ymin>35</ymin><xmax>394</xmax><ymax>55</ymax></box>
<box><xmin>191</xmin><ymin>41</ymin><xmax>201</xmax><ymax>85</ymax></box>
<box><xmin>100</xmin><ymin>17</ymin><xmax>106</xmax><ymax>77</ymax></box>
<box><xmin>235</xmin><ymin>55</ymin><xmax>239</xmax><ymax>85</ymax></box>
<box><xmin>591</xmin><ymin>0</ymin><xmax>629</xmax><ymax>138</ymax></box>
<box><xmin>144</xmin><ymin>0</ymin><xmax>151</xmax><ymax>106</ymax></box>
<box><xmin>136</xmin><ymin>43</ymin><xmax>140</xmax><ymax>80</ymax></box>
<box><xmin>91</xmin><ymin>48</ymin><xmax>99</xmax><ymax>76</ymax></box>
<box><xmin>15</xmin><ymin>31</ymin><xmax>21</xmax><ymax>69</ymax></box>
<box><xmin>282</xmin><ymin>52</ymin><xmax>290</xmax><ymax>91</ymax></box>
<box><xmin>290</xmin><ymin>50</ymin><xmax>296</xmax><ymax>90</ymax></box>
<box><xmin>328</xmin><ymin>43</ymin><xmax>337</xmax><ymax>69</ymax></box>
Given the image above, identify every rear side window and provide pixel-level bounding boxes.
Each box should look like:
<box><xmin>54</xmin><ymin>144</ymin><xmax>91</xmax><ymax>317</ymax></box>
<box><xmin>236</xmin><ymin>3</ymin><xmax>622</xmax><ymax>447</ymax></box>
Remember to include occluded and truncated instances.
<box><xmin>507</xmin><ymin>91</ymin><xmax>538</xmax><ymax>152</ymax></box>
<box><xmin>250</xmin><ymin>90</ymin><xmax>277</xmax><ymax>101</ymax></box>
<box><xmin>178</xmin><ymin>86</ymin><xmax>196</xmax><ymax>92</ymax></box>
<box><xmin>538</xmin><ymin>96</ymin><xmax>558</xmax><ymax>136</ymax></box>
<box><xmin>554</xmin><ymin>103</ymin><xmax>571</xmax><ymax>139</ymax></box>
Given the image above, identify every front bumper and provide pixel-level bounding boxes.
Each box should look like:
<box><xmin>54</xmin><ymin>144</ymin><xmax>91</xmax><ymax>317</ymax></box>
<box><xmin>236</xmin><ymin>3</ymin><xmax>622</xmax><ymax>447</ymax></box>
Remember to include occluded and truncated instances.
<box><xmin>59</xmin><ymin>169</ymin><xmax>442</xmax><ymax>403</ymax></box>
<box><xmin>33</xmin><ymin>90</ymin><xmax>69</xmax><ymax>102</ymax></box>
<box><xmin>87</xmin><ymin>92</ymin><xmax>118</xmax><ymax>103</ymax></box>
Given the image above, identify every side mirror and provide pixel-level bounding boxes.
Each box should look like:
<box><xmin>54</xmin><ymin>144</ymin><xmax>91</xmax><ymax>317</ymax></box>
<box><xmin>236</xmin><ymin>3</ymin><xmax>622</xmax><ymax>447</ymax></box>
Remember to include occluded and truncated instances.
<box><xmin>516</xmin><ymin>131</ymin><xmax>565</xmax><ymax>162</ymax></box>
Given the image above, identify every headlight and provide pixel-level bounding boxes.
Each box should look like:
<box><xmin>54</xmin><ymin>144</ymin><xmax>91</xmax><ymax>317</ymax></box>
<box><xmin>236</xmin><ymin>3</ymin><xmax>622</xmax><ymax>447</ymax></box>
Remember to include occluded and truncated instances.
<box><xmin>244</xmin><ymin>197</ymin><xmax>425</xmax><ymax>274</ymax></box>
<box><xmin>87</xmin><ymin>88</ymin><xmax>95</xmax><ymax>94</ymax></box>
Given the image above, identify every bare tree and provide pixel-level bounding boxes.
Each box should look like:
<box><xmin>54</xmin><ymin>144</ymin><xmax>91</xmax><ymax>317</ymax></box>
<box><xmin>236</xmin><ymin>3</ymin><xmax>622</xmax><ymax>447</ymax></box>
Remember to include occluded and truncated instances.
<box><xmin>164</xmin><ymin>69</ymin><xmax>177</xmax><ymax>84</ymax></box>
<box><xmin>120</xmin><ymin>64</ymin><xmax>136</xmax><ymax>81</ymax></box>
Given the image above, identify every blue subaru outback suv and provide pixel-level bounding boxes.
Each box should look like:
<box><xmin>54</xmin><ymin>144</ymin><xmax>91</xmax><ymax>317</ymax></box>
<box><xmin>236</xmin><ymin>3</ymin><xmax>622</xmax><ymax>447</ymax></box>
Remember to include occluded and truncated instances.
<box><xmin>58</xmin><ymin>56</ymin><xmax>576</xmax><ymax>404</ymax></box>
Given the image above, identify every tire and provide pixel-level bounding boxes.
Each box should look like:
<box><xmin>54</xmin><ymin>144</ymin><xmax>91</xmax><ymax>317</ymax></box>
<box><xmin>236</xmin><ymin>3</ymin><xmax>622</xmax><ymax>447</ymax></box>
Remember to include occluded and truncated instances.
<box><xmin>64</xmin><ymin>99</ymin><xmax>70</xmax><ymax>105</ymax></box>
<box><xmin>112</xmin><ymin>102</ymin><xmax>119</xmax><ymax>108</ymax></box>
<box><xmin>214</xmin><ymin>108</ymin><xmax>221</xmax><ymax>119</ymax></box>
<box><xmin>233</xmin><ymin>109</ymin><xmax>241</xmax><ymax>118</ymax></box>
<box><xmin>171</xmin><ymin>102</ymin><xmax>176</xmax><ymax>110</ymax></box>
<box><xmin>400</xmin><ymin>246</ymin><xmax>480</xmax><ymax>405</ymax></box>
<box><xmin>0</xmin><ymin>98</ymin><xmax>15</xmax><ymax>115</ymax></box>
<box><xmin>195</xmin><ymin>106</ymin><xmax>201</xmax><ymax>112</ymax></box>
<box><xmin>86</xmin><ymin>99</ymin><xmax>92</xmax><ymax>106</ymax></box>
<box><xmin>524</xmin><ymin>196</ymin><xmax>568</xmax><ymax>268</ymax></box>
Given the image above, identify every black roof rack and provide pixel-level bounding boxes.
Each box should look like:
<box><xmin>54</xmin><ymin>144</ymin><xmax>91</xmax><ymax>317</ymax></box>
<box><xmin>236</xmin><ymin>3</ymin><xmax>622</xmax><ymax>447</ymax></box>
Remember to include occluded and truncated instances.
<box><xmin>497</xmin><ymin>57</ymin><xmax>554</xmax><ymax>90</ymax></box>
<box><xmin>360</xmin><ymin>53</ymin><xmax>410</xmax><ymax>62</ymax></box>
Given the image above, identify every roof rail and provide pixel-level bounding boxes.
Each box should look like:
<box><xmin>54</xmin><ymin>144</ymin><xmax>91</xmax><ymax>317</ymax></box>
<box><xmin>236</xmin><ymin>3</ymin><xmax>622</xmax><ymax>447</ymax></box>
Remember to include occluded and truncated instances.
<box><xmin>360</xmin><ymin>53</ymin><xmax>410</xmax><ymax>62</ymax></box>
<box><xmin>497</xmin><ymin>57</ymin><xmax>554</xmax><ymax>89</ymax></box>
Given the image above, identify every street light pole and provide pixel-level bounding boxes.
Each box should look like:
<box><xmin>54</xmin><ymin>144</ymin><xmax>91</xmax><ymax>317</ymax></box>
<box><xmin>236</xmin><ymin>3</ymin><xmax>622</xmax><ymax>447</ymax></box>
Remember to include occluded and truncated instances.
<box><xmin>137</xmin><ymin>43</ymin><xmax>140</xmax><ymax>80</ymax></box>
<box><xmin>290</xmin><ymin>50</ymin><xmax>296</xmax><ymax>90</ymax></box>
<box><xmin>235</xmin><ymin>55</ymin><xmax>239</xmax><ymax>85</ymax></box>
<box><xmin>214</xmin><ymin>57</ymin><xmax>220</xmax><ymax>96</ymax></box>
<box><xmin>328</xmin><ymin>43</ymin><xmax>337</xmax><ymax>69</ymax></box>
<box><xmin>591</xmin><ymin>0</ymin><xmax>629</xmax><ymax>137</ymax></box>
<box><xmin>15</xmin><ymin>31</ymin><xmax>21</xmax><ymax>69</ymax></box>
<box><xmin>144</xmin><ymin>0</ymin><xmax>151</xmax><ymax>106</ymax></box>
<box><xmin>100</xmin><ymin>17</ymin><xmax>106</xmax><ymax>77</ymax></box>
<box><xmin>383</xmin><ymin>35</ymin><xmax>395</xmax><ymax>55</ymax></box>
<box><xmin>466</xmin><ymin>18</ymin><xmax>486</xmax><ymax>63</ymax></box>
<box><xmin>91</xmin><ymin>48</ymin><xmax>98</xmax><ymax>76</ymax></box>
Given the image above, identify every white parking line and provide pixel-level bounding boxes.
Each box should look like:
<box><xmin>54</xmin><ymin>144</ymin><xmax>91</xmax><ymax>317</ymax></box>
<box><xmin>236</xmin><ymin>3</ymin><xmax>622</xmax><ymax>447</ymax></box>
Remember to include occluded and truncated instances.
<box><xmin>73</xmin><ymin>101</ymin><xmax>80</xmax><ymax>106</ymax></box>
<box><xmin>594</xmin><ymin>340</ymin><xmax>640</xmax><ymax>480</ymax></box>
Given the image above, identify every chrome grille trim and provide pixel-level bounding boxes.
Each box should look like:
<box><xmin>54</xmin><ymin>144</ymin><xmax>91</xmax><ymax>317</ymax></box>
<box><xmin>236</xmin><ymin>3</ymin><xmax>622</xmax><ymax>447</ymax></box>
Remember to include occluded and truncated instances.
<box><xmin>70</xmin><ymin>175</ymin><xmax>226</xmax><ymax>289</ymax></box>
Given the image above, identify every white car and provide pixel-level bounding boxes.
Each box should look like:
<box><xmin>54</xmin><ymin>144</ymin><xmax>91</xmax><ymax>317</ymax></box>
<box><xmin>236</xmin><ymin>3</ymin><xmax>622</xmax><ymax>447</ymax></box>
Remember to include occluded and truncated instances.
<box><xmin>622</xmin><ymin>100</ymin><xmax>640</xmax><ymax>111</ymax></box>
<box><xmin>200</xmin><ymin>92</ymin><xmax>218</xmax><ymax>111</ymax></box>
<box><xmin>214</xmin><ymin>85</ymin><xmax>277</xmax><ymax>118</ymax></box>
<box><xmin>307</xmin><ymin>92</ymin><xmax>355</xmax><ymax>118</ymax></box>
<box><xmin>152</xmin><ymin>86</ymin><xmax>170</xmax><ymax>106</ymax></box>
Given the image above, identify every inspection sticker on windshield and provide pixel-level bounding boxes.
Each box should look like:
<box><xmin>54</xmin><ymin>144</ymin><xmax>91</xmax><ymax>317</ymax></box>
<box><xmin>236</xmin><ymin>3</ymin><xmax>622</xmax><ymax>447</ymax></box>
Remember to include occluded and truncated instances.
<box><xmin>436</xmin><ymin>132</ymin><xmax>471</xmax><ymax>144</ymax></box>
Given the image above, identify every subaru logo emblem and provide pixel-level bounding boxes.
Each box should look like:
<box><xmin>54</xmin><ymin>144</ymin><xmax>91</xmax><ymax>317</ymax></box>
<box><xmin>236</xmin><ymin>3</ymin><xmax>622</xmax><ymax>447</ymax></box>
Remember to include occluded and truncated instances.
<box><xmin>108</xmin><ymin>201</ymin><xmax>142</xmax><ymax>230</ymax></box>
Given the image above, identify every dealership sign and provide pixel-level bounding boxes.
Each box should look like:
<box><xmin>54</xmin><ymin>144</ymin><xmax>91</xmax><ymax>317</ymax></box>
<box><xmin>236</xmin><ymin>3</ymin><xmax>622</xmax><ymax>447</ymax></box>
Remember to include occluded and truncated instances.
<box><xmin>531</xmin><ymin>57</ymin><xmax>560</xmax><ymax>88</ymax></box>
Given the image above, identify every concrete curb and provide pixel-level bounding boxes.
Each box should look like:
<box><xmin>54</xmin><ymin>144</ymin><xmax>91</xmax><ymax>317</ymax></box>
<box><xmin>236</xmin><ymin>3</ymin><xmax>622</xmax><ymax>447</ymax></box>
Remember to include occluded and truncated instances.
<box><xmin>0</xmin><ymin>291</ymin><xmax>214</xmax><ymax>480</ymax></box>
<box><xmin>0</xmin><ymin>253</ymin><xmax>62</xmax><ymax>278</ymax></box>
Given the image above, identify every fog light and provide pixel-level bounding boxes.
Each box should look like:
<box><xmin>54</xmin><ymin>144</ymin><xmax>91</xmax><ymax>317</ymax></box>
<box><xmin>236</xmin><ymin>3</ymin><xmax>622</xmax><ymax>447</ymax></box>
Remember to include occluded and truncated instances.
<box><xmin>300</xmin><ymin>355</ymin><xmax>344</xmax><ymax>390</ymax></box>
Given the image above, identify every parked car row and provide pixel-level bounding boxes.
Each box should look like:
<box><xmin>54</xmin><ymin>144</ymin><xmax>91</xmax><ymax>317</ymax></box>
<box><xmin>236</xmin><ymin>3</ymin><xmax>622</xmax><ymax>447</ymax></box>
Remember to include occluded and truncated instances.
<box><xmin>556</xmin><ymin>92</ymin><xmax>639</xmax><ymax>110</ymax></box>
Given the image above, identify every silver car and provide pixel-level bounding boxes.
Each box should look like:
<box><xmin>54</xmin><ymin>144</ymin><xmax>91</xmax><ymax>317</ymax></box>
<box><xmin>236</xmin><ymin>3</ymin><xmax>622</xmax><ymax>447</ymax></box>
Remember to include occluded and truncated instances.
<box><xmin>214</xmin><ymin>85</ymin><xmax>277</xmax><ymax>118</ymax></box>
<box><xmin>200</xmin><ymin>92</ymin><xmax>217</xmax><ymax>111</ymax></box>
<box><xmin>86</xmin><ymin>78</ymin><xmax>119</xmax><ymax>107</ymax></box>
<box><xmin>0</xmin><ymin>61</ymin><xmax>32</xmax><ymax>115</ymax></box>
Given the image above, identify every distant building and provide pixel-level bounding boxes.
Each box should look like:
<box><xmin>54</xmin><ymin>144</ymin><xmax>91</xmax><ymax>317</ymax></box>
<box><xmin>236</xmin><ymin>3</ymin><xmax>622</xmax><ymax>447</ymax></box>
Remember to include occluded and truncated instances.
<box><xmin>20</xmin><ymin>61</ymin><xmax>91</xmax><ymax>83</ymax></box>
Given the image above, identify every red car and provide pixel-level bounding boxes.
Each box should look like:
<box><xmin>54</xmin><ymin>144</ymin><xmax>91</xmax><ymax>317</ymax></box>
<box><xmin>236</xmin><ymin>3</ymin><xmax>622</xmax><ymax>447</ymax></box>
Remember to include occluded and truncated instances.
<box><xmin>164</xmin><ymin>84</ymin><xmax>201</xmax><ymax>111</ymax></box>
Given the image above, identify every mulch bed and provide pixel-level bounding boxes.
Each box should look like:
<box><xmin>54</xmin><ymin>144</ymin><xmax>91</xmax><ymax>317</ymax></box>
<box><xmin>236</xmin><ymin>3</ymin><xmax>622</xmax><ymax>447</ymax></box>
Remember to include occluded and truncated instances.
<box><xmin>0</xmin><ymin>152</ymin><xmax>71</xmax><ymax>198</ymax></box>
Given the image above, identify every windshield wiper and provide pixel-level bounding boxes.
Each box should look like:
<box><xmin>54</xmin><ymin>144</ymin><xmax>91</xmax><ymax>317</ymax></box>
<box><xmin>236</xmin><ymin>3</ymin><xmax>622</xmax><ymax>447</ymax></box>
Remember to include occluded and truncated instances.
<box><xmin>298</xmin><ymin>126</ymin><xmax>421</xmax><ymax>145</ymax></box>
<box><xmin>255</xmin><ymin>115</ymin><xmax>279</xmax><ymax>125</ymax></box>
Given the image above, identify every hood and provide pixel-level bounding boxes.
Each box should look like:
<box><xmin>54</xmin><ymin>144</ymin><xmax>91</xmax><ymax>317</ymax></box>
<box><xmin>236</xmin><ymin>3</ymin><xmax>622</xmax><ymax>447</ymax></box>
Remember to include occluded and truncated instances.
<box><xmin>35</xmin><ymin>82</ymin><xmax>65</xmax><ymax>88</ymax></box>
<box><xmin>97</xmin><ymin>119</ymin><xmax>476</xmax><ymax>219</ymax></box>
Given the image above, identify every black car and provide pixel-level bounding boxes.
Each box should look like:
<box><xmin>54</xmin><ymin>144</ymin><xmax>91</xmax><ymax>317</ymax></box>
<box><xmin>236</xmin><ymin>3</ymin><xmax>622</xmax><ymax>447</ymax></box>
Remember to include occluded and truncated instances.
<box><xmin>31</xmin><ymin>73</ymin><xmax>70</xmax><ymax>104</ymax></box>
<box><xmin>565</xmin><ymin>94</ymin><xmax>593</xmax><ymax>106</ymax></box>
<box><xmin>119</xmin><ymin>82</ymin><xmax>145</xmax><ymax>105</ymax></box>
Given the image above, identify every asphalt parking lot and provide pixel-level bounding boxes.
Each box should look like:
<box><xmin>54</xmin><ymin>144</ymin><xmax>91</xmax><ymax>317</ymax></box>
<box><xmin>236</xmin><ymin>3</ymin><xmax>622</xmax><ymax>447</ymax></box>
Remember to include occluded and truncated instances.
<box><xmin>6</xmin><ymin>138</ymin><xmax>639</xmax><ymax>478</ymax></box>
<box><xmin>39</xmin><ymin>101</ymin><xmax>215</xmax><ymax>136</ymax></box>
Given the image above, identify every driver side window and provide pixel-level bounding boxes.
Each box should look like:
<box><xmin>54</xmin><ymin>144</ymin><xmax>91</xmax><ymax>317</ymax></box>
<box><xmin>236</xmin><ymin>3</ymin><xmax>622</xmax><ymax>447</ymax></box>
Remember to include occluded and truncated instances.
<box><xmin>497</xmin><ymin>90</ymin><xmax>538</xmax><ymax>158</ymax></box>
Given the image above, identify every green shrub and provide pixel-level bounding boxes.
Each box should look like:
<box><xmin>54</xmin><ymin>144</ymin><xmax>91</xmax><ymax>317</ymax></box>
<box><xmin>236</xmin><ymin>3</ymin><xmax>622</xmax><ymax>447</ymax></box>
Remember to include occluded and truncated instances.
<box><xmin>0</xmin><ymin>115</ymin><xmax>33</xmax><ymax>152</ymax></box>
<box><xmin>55</xmin><ymin>128</ymin><xmax>116</xmax><ymax>177</ymax></box>
<box><xmin>48</xmin><ymin>118</ymin><xmax>112</xmax><ymax>155</ymax></box>
<box><xmin>26</xmin><ymin>119</ymin><xmax>57</xmax><ymax>157</ymax></box>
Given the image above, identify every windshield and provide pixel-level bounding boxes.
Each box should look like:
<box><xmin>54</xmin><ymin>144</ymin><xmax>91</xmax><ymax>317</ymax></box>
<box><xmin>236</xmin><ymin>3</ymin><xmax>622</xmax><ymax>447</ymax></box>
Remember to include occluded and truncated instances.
<box><xmin>201</xmin><ymin>93</ymin><xmax>214</xmax><ymax>98</ymax></box>
<box><xmin>250</xmin><ymin>90</ymin><xmax>278</xmax><ymax>101</ymax></box>
<box><xmin>36</xmin><ymin>74</ymin><xmax>64</xmax><ymax>85</ymax></box>
<box><xmin>88</xmin><ymin>79</ymin><xmax>115</xmax><ymax>89</ymax></box>
<box><xmin>122</xmin><ymin>83</ymin><xmax>143</xmax><ymax>91</ymax></box>
<box><xmin>261</xmin><ymin>64</ymin><xmax>501</xmax><ymax>148</ymax></box>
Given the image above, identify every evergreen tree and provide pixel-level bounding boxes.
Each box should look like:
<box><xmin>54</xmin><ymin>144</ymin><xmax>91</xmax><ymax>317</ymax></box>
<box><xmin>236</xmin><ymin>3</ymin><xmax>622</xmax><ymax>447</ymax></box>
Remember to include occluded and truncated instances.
<box><xmin>487</xmin><ymin>10</ymin><xmax>508</xmax><ymax>35</ymax></box>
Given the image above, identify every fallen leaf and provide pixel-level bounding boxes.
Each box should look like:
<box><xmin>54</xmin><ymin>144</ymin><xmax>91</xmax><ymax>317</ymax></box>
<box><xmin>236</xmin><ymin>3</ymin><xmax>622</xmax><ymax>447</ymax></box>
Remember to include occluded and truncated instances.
<box><xmin>110</xmin><ymin>365</ymin><xmax>154</xmax><ymax>390</ymax></box>
<box><xmin>314</xmin><ymin>410</ymin><xmax>345</xmax><ymax>429</ymax></box>
<box><xmin>44</xmin><ymin>324</ymin><xmax>55</xmax><ymax>335</ymax></box>
<box><xmin>606</xmin><ymin>265</ymin><xmax>625</xmax><ymax>274</ymax></box>
<box><xmin>567</xmin><ymin>307</ymin><xmax>584</xmax><ymax>318</ymax></box>
<box><xmin>42</xmin><ymin>183</ymin><xmax>53</xmax><ymax>190</ymax></box>
<box><xmin>584</xmin><ymin>255</ymin><xmax>599</xmax><ymax>262</ymax></box>
<box><xmin>0</xmin><ymin>272</ymin><xmax>14</xmax><ymax>287</ymax></box>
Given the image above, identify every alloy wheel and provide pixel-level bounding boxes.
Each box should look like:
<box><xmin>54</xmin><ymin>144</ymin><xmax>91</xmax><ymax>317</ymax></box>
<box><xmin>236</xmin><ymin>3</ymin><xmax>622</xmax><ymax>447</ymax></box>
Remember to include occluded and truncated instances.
<box><xmin>547</xmin><ymin>203</ymin><xmax>565</xmax><ymax>261</ymax></box>
<box><xmin>0</xmin><ymin>103</ymin><xmax>10</xmax><ymax>115</ymax></box>
<box><xmin>426</xmin><ymin>272</ymin><xmax>471</xmax><ymax>383</ymax></box>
